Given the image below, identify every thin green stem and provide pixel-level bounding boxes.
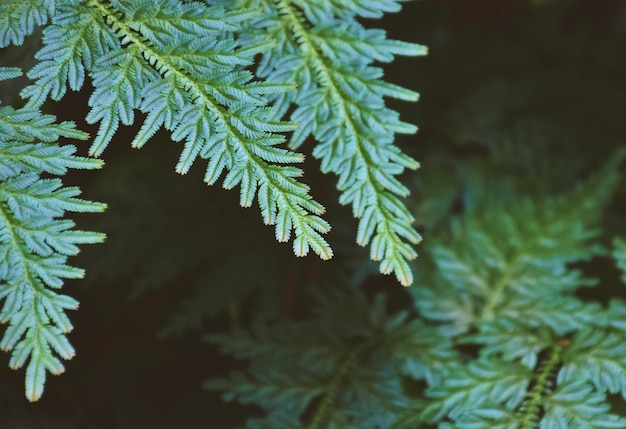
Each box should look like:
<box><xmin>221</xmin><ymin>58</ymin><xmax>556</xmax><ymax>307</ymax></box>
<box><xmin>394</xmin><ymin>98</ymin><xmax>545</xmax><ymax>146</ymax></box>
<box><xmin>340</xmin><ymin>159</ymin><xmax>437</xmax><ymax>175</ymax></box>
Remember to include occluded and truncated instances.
<box><xmin>519</xmin><ymin>340</ymin><xmax>566</xmax><ymax>429</ymax></box>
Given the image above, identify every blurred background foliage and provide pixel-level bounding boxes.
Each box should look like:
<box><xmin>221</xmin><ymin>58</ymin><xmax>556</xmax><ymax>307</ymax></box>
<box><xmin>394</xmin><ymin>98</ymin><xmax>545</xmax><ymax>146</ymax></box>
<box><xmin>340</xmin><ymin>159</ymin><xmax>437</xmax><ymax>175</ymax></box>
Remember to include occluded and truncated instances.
<box><xmin>1</xmin><ymin>0</ymin><xmax>626</xmax><ymax>426</ymax></box>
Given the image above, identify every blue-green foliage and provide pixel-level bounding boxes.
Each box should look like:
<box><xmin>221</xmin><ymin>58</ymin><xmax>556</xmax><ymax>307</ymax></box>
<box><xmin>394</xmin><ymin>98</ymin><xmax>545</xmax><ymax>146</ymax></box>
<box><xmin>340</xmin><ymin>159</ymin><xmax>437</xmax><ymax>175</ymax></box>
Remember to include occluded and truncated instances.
<box><xmin>1</xmin><ymin>0</ymin><xmax>422</xmax><ymax>400</ymax></box>
<box><xmin>210</xmin><ymin>0</ymin><xmax>425</xmax><ymax>285</ymax></box>
<box><xmin>208</xmin><ymin>288</ymin><xmax>452</xmax><ymax>428</ymax></box>
<box><xmin>411</xmin><ymin>153</ymin><xmax>626</xmax><ymax>428</ymax></box>
<box><xmin>210</xmin><ymin>152</ymin><xmax>626</xmax><ymax>428</ymax></box>
<box><xmin>21</xmin><ymin>0</ymin><xmax>333</xmax><ymax>260</ymax></box>
<box><xmin>0</xmin><ymin>68</ymin><xmax>105</xmax><ymax>401</ymax></box>
<box><xmin>5</xmin><ymin>0</ymin><xmax>626</xmax><ymax>424</ymax></box>
<box><xmin>0</xmin><ymin>0</ymin><xmax>52</xmax><ymax>48</ymax></box>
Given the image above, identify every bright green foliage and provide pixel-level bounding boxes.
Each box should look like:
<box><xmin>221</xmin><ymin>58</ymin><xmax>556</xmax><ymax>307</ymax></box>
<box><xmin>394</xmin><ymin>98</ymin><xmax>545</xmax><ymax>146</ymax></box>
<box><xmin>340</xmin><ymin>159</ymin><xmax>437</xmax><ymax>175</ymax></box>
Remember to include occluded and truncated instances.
<box><xmin>0</xmin><ymin>0</ymin><xmax>422</xmax><ymax>401</ymax></box>
<box><xmin>210</xmin><ymin>0</ymin><xmax>425</xmax><ymax>285</ymax></box>
<box><xmin>3</xmin><ymin>0</ymin><xmax>626</xmax><ymax>424</ymax></box>
<box><xmin>210</xmin><ymin>152</ymin><xmax>626</xmax><ymax>428</ymax></box>
<box><xmin>0</xmin><ymin>68</ymin><xmax>105</xmax><ymax>401</ymax></box>
<box><xmin>20</xmin><ymin>0</ymin><xmax>333</xmax><ymax>260</ymax></box>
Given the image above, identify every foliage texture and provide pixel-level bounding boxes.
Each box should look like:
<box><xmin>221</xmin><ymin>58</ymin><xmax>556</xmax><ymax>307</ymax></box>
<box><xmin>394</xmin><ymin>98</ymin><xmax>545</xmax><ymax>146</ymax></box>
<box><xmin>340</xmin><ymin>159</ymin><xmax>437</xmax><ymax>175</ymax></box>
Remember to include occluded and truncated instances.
<box><xmin>0</xmin><ymin>0</ymin><xmax>421</xmax><ymax>400</ymax></box>
<box><xmin>209</xmin><ymin>150</ymin><xmax>626</xmax><ymax>428</ymax></box>
<box><xmin>211</xmin><ymin>0</ymin><xmax>426</xmax><ymax>285</ymax></box>
<box><xmin>0</xmin><ymin>67</ymin><xmax>105</xmax><ymax>401</ymax></box>
<box><xmin>2</xmin><ymin>1</ymin><xmax>626</xmax><ymax>428</ymax></box>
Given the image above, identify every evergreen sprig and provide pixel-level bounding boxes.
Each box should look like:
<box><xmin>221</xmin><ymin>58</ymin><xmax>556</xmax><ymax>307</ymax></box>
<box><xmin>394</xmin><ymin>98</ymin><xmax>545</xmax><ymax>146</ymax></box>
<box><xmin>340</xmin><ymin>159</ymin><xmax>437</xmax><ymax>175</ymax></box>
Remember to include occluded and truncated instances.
<box><xmin>211</xmin><ymin>0</ymin><xmax>425</xmax><ymax>285</ymax></box>
<box><xmin>0</xmin><ymin>68</ymin><xmax>105</xmax><ymax>401</ymax></box>
<box><xmin>21</xmin><ymin>0</ymin><xmax>333</xmax><ymax>260</ymax></box>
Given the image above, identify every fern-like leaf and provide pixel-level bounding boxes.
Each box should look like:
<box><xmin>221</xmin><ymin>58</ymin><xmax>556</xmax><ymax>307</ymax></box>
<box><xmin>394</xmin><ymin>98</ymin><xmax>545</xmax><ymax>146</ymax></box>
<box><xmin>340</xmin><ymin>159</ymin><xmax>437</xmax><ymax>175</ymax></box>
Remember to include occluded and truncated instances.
<box><xmin>208</xmin><ymin>289</ymin><xmax>438</xmax><ymax>428</ymax></box>
<box><xmin>412</xmin><ymin>151</ymin><xmax>623</xmax><ymax>334</ymax></box>
<box><xmin>0</xmin><ymin>67</ymin><xmax>105</xmax><ymax>401</ymax></box>
<box><xmin>21</xmin><ymin>0</ymin><xmax>332</xmax><ymax>260</ymax></box>
<box><xmin>541</xmin><ymin>379</ymin><xmax>626</xmax><ymax>429</ymax></box>
<box><xmin>559</xmin><ymin>328</ymin><xmax>626</xmax><ymax>399</ymax></box>
<box><xmin>412</xmin><ymin>152</ymin><xmax>626</xmax><ymax>427</ymax></box>
<box><xmin>214</xmin><ymin>0</ymin><xmax>425</xmax><ymax>285</ymax></box>
<box><xmin>0</xmin><ymin>0</ymin><xmax>53</xmax><ymax>48</ymax></box>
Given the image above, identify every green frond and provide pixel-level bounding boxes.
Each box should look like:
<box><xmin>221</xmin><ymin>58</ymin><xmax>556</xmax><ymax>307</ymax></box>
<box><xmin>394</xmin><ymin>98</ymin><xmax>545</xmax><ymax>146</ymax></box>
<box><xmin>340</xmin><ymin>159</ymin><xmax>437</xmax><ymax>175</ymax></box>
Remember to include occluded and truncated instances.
<box><xmin>418</xmin><ymin>309</ymin><xmax>626</xmax><ymax>428</ymax></box>
<box><xmin>0</xmin><ymin>106</ymin><xmax>89</xmax><ymax>143</ymax></box>
<box><xmin>0</xmin><ymin>164</ymin><xmax>105</xmax><ymax>400</ymax></box>
<box><xmin>560</xmin><ymin>328</ymin><xmax>626</xmax><ymax>399</ymax></box>
<box><xmin>206</xmin><ymin>370</ymin><xmax>323</xmax><ymax>416</ymax></box>
<box><xmin>462</xmin><ymin>317</ymin><xmax>554</xmax><ymax>369</ymax></box>
<box><xmin>208</xmin><ymin>287</ymin><xmax>433</xmax><ymax>427</ymax></box>
<box><xmin>0</xmin><ymin>71</ymin><xmax>105</xmax><ymax>400</ymax></box>
<box><xmin>407</xmin><ymin>152</ymin><xmax>626</xmax><ymax>427</ymax></box>
<box><xmin>221</xmin><ymin>0</ymin><xmax>424</xmax><ymax>285</ymax></box>
<box><xmin>21</xmin><ymin>0</ymin><xmax>332</xmax><ymax>260</ymax></box>
<box><xmin>0</xmin><ymin>0</ymin><xmax>53</xmax><ymax>48</ymax></box>
<box><xmin>412</xmin><ymin>152</ymin><xmax>623</xmax><ymax>333</ymax></box>
<box><xmin>3</xmin><ymin>0</ymin><xmax>626</xmax><ymax>424</ymax></box>
<box><xmin>0</xmin><ymin>141</ymin><xmax>102</xmax><ymax>176</ymax></box>
<box><xmin>0</xmin><ymin>67</ymin><xmax>22</xmax><ymax>81</ymax></box>
<box><xmin>541</xmin><ymin>379</ymin><xmax>626</xmax><ymax>428</ymax></box>
<box><xmin>421</xmin><ymin>358</ymin><xmax>531</xmax><ymax>423</ymax></box>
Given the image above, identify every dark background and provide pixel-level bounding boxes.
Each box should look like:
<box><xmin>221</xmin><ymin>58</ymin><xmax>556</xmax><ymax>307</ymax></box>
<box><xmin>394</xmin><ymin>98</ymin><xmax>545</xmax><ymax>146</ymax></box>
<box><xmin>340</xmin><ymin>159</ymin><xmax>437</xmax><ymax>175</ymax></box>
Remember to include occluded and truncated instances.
<box><xmin>1</xmin><ymin>0</ymin><xmax>626</xmax><ymax>427</ymax></box>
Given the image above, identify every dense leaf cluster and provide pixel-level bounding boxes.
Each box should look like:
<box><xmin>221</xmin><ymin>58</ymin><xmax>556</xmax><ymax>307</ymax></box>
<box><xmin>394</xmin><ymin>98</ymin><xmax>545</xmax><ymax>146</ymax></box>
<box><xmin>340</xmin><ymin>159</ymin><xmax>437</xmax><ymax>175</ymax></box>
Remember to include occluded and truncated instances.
<box><xmin>2</xmin><ymin>2</ymin><xmax>626</xmax><ymax>428</ymax></box>
<box><xmin>0</xmin><ymin>0</ymin><xmax>420</xmax><ymax>400</ymax></box>
<box><xmin>0</xmin><ymin>67</ymin><xmax>104</xmax><ymax>400</ymax></box>
<box><xmin>210</xmin><ymin>152</ymin><xmax>626</xmax><ymax>428</ymax></box>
